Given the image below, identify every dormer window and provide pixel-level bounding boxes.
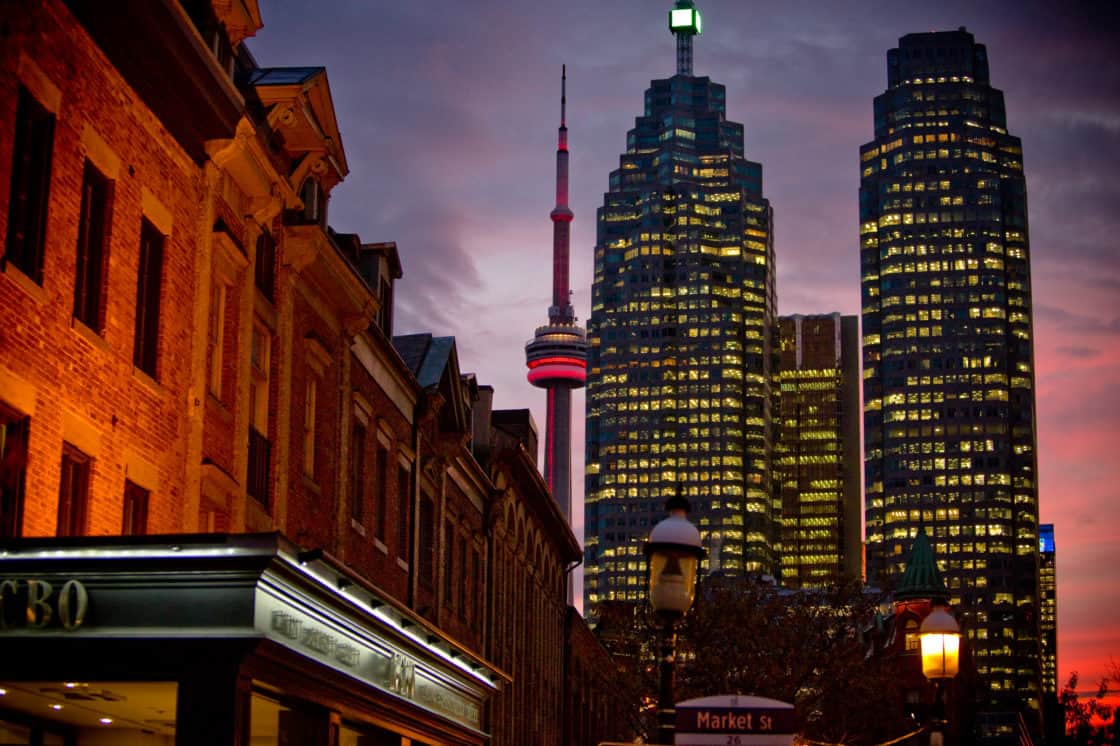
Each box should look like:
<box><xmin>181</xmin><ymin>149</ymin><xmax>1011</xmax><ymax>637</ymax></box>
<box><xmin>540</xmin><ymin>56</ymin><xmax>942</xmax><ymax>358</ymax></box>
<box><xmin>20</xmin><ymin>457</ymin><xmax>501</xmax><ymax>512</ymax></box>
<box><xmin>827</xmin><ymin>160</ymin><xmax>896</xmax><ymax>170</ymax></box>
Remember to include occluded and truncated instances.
<box><xmin>298</xmin><ymin>178</ymin><xmax>325</xmax><ymax>226</ymax></box>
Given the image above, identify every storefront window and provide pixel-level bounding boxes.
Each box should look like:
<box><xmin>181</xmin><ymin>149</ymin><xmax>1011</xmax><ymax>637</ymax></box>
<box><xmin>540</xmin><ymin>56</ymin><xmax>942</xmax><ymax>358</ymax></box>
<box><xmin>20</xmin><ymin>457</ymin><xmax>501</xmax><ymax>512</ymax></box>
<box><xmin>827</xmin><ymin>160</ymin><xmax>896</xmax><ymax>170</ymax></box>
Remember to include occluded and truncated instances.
<box><xmin>251</xmin><ymin>691</ymin><xmax>339</xmax><ymax>745</ymax></box>
<box><xmin>0</xmin><ymin>681</ymin><xmax>176</xmax><ymax>743</ymax></box>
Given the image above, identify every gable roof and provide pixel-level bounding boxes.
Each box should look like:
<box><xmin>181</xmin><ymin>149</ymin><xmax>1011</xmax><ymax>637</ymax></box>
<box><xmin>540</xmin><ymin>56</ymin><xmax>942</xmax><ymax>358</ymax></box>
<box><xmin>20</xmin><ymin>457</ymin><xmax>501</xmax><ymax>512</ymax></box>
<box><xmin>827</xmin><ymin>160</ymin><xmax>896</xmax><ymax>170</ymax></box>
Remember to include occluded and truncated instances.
<box><xmin>393</xmin><ymin>334</ymin><xmax>454</xmax><ymax>390</ymax></box>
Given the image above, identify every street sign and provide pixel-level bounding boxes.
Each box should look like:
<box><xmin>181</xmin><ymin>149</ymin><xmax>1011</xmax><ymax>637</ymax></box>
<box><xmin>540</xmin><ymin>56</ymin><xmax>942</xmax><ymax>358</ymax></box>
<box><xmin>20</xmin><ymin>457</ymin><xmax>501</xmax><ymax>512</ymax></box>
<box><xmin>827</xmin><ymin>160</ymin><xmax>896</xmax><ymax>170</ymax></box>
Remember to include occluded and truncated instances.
<box><xmin>675</xmin><ymin>695</ymin><xmax>796</xmax><ymax>746</ymax></box>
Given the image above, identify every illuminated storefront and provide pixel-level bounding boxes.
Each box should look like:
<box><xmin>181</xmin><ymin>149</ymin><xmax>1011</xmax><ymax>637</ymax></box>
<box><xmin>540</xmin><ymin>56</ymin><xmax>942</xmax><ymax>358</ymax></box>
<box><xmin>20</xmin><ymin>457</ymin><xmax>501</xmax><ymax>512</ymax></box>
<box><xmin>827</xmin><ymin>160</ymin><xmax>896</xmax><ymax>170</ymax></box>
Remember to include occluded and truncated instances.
<box><xmin>0</xmin><ymin>534</ymin><xmax>505</xmax><ymax>746</ymax></box>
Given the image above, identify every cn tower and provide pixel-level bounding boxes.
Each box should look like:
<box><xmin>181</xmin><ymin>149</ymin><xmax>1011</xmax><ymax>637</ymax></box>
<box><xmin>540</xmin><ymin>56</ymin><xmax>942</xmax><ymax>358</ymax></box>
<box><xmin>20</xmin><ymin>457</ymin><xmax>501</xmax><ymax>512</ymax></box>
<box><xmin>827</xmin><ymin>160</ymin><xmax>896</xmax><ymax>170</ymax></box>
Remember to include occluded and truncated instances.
<box><xmin>525</xmin><ymin>66</ymin><xmax>588</xmax><ymax>529</ymax></box>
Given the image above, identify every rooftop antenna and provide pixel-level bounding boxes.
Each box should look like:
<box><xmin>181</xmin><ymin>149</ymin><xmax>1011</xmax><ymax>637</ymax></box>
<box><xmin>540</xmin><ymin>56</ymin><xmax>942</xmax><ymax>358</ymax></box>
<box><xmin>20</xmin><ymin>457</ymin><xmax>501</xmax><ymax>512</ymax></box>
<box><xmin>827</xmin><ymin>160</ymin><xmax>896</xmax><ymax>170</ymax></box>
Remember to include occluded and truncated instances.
<box><xmin>669</xmin><ymin>0</ymin><xmax>703</xmax><ymax>76</ymax></box>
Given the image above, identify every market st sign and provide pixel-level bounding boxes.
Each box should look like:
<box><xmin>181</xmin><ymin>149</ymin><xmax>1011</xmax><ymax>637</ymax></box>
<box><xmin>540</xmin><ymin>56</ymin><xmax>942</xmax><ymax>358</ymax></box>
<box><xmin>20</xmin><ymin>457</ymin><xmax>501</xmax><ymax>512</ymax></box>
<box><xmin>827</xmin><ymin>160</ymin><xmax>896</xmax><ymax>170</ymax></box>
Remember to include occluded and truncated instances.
<box><xmin>675</xmin><ymin>695</ymin><xmax>797</xmax><ymax>746</ymax></box>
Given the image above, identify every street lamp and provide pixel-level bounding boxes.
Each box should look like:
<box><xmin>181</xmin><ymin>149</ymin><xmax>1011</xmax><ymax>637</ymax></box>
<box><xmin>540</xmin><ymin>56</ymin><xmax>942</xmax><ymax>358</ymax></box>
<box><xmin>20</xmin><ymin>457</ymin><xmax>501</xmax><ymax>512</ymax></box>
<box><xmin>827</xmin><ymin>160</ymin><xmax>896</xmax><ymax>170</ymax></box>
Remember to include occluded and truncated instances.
<box><xmin>644</xmin><ymin>495</ymin><xmax>705</xmax><ymax>745</ymax></box>
<box><xmin>920</xmin><ymin>605</ymin><xmax>961</xmax><ymax>746</ymax></box>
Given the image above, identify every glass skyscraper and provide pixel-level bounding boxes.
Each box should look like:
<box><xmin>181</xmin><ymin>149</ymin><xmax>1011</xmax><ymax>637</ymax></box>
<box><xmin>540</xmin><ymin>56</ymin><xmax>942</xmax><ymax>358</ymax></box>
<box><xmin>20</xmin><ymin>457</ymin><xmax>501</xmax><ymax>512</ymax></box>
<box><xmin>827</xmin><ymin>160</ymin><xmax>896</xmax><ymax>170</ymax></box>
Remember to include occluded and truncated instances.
<box><xmin>584</xmin><ymin>3</ymin><xmax>777</xmax><ymax>609</ymax></box>
<box><xmin>860</xmin><ymin>29</ymin><xmax>1041</xmax><ymax>718</ymax></box>
<box><xmin>777</xmin><ymin>314</ymin><xmax>861</xmax><ymax>590</ymax></box>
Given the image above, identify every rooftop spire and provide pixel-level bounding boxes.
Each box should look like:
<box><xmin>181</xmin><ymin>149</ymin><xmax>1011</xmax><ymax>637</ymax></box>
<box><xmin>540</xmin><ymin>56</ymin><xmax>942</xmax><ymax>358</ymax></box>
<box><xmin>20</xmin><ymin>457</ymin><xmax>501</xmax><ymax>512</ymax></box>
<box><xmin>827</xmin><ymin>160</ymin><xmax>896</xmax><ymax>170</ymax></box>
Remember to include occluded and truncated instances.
<box><xmin>895</xmin><ymin>530</ymin><xmax>950</xmax><ymax>602</ymax></box>
<box><xmin>561</xmin><ymin>64</ymin><xmax>566</xmax><ymax>128</ymax></box>
<box><xmin>669</xmin><ymin>0</ymin><xmax>703</xmax><ymax>75</ymax></box>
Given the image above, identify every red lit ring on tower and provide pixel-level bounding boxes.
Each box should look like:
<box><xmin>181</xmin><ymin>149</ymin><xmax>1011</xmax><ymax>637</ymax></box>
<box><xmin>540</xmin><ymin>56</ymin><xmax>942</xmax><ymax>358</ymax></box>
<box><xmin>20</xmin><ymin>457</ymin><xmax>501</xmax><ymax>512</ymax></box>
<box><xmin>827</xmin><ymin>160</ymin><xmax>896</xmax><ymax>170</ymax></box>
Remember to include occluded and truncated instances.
<box><xmin>527</xmin><ymin>361</ymin><xmax>587</xmax><ymax>386</ymax></box>
<box><xmin>526</xmin><ymin>356</ymin><xmax>587</xmax><ymax>370</ymax></box>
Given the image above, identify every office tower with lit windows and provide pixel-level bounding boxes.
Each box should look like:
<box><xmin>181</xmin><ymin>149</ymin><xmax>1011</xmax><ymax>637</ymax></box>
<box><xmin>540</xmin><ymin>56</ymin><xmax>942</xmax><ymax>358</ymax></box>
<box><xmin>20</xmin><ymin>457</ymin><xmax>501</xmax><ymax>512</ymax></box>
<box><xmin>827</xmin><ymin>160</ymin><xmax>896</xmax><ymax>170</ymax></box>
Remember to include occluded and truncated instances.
<box><xmin>777</xmin><ymin>314</ymin><xmax>860</xmax><ymax>589</ymax></box>
<box><xmin>584</xmin><ymin>1</ymin><xmax>778</xmax><ymax>609</ymax></box>
<box><xmin>1039</xmin><ymin>524</ymin><xmax>1056</xmax><ymax>697</ymax></box>
<box><xmin>860</xmin><ymin>29</ymin><xmax>1041</xmax><ymax>720</ymax></box>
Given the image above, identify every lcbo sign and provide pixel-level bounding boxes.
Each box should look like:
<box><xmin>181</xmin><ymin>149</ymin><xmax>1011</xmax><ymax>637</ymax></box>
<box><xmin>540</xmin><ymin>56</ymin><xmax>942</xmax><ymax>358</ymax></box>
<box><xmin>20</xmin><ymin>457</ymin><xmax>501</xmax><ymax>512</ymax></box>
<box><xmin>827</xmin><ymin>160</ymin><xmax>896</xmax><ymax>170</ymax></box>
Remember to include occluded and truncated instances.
<box><xmin>675</xmin><ymin>695</ymin><xmax>797</xmax><ymax>746</ymax></box>
<box><xmin>0</xmin><ymin>578</ymin><xmax>89</xmax><ymax>630</ymax></box>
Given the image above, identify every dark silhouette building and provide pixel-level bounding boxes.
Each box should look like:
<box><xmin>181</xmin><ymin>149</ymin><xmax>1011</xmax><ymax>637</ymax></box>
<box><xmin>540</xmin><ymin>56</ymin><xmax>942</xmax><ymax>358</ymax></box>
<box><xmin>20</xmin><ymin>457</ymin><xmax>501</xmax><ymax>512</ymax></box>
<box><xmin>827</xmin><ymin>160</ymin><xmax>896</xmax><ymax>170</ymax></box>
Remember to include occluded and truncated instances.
<box><xmin>860</xmin><ymin>28</ymin><xmax>1042</xmax><ymax>724</ymax></box>
<box><xmin>584</xmin><ymin>0</ymin><xmax>778</xmax><ymax>609</ymax></box>
<box><xmin>777</xmin><ymin>314</ymin><xmax>861</xmax><ymax>589</ymax></box>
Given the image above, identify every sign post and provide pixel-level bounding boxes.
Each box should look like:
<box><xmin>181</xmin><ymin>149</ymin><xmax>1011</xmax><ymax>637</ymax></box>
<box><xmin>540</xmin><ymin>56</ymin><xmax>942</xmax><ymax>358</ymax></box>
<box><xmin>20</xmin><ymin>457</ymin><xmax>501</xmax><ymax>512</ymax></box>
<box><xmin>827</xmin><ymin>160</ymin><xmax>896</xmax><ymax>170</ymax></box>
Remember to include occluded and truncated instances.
<box><xmin>674</xmin><ymin>695</ymin><xmax>796</xmax><ymax>746</ymax></box>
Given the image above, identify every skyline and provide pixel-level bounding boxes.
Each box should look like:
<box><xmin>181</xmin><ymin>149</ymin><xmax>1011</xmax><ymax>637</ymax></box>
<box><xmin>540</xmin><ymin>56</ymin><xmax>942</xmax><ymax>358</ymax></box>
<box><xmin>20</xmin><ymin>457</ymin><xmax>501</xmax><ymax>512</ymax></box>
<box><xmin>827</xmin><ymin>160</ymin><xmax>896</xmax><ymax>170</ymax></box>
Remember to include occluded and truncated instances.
<box><xmin>248</xmin><ymin>0</ymin><xmax>1119</xmax><ymax>696</ymax></box>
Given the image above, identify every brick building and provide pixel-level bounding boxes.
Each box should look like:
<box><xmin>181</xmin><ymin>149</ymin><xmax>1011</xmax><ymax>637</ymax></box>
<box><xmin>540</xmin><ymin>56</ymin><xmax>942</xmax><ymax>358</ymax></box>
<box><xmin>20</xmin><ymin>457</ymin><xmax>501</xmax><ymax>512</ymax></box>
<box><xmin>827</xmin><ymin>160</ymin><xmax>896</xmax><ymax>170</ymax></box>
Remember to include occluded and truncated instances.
<box><xmin>0</xmin><ymin>1</ymin><xmax>607</xmax><ymax>744</ymax></box>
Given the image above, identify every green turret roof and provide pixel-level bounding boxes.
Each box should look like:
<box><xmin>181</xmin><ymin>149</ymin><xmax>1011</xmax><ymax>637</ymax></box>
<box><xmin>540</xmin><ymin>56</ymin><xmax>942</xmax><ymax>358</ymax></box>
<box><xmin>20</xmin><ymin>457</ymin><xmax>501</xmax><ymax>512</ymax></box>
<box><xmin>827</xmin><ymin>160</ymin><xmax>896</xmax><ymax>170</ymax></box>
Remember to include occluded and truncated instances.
<box><xmin>895</xmin><ymin>531</ymin><xmax>949</xmax><ymax>602</ymax></box>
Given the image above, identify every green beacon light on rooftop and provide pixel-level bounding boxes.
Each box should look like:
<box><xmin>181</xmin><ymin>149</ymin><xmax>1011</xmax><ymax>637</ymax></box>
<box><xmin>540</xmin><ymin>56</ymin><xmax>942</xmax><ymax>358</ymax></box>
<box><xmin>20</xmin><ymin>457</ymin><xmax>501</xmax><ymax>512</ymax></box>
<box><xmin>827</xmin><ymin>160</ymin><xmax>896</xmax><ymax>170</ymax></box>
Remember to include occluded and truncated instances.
<box><xmin>669</xmin><ymin>1</ymin><xmax>702</xmax><ymax>76</ymax></box>
<box><xmin>669</xmin><ymin>2</ymin><xmax>702</xmax><ymax>35</ymax></box>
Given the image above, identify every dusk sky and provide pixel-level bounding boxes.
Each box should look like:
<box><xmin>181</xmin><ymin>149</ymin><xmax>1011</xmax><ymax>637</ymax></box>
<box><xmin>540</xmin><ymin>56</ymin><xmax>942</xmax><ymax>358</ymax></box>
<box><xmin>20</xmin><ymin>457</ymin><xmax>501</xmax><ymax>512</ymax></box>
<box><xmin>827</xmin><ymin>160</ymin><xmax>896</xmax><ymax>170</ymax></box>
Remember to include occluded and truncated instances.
<box><xmin>250</xmin><ymin>1</ymin><xmax>1119</xmax><ymax>694</ymax></box>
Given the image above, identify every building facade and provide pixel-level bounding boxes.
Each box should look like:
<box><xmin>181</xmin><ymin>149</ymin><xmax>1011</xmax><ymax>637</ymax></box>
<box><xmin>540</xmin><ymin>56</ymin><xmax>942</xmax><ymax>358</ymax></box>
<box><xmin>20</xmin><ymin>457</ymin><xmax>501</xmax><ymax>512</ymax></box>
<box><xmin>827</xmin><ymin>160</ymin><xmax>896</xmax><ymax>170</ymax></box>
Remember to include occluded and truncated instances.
<box><xmin>776</xmin><ymin>314</ymin><xmax>860</xmax><ymax>589</ymax></box>
<box><xmin>859</xmin><ymin>29</ymin><xmax>1042</xmax><ymax>721</ymax></box>
<box><xmin>1038</xmin><ymin>523</ymin><xmax>1056</xmax><ymax>697</ymax></box>
<box><xmin>584</xmin><ymin>1</ymin><xmax>778</xmax><ymax>609</ymax></box>
<box><xmin>0</xmin><ymin>2</ymin><xmax>589</xmax><ymax>744</ymax></box>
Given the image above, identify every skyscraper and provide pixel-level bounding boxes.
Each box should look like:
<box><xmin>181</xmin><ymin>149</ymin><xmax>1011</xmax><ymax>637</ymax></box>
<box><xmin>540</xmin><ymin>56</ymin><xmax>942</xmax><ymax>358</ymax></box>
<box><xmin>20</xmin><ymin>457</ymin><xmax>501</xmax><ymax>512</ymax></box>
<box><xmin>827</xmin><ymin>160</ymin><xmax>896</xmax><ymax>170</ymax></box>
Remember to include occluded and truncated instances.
<box><xmin>1039</xmin><ymin>524</ymin><xmax>1057</xmax><ymax>697</ymax></box>
<box><xmin>526</xmin><ymin>67</ymin><xmax>588</xmax><ymax>529</ymax></box>
<box><xmin>777</xmin><ymin>314</ymin><xmax>861</xmax><ymax>589</ymax></box>
<box><xmin>584</xmin><ymin>1</ymin><xmax>777</xmax><ymax>609</ymax></box>
<box><xmin>860</xmin><ymin>29</ymin><xmax>1041</xmax><ymax>718</ymax></box>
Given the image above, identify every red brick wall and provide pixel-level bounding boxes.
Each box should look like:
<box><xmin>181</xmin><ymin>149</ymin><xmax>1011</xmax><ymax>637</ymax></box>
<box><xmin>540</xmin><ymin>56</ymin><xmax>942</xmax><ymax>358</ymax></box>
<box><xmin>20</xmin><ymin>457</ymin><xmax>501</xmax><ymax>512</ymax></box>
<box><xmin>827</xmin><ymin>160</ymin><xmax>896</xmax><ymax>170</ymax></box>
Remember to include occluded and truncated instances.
<box><xmin>0</xmin><ymin>0</ymin><xmax>201</xmax><ymax>537</ymax></box>
<box><xmin>343</xmin><ymin>351</ymin><xmax>411</xmax><ymax>601</ymax></box>
<box><xmin>284</xmin><ymin>290</ymin><xmax>342</xmax><ymax>550</ymax></box>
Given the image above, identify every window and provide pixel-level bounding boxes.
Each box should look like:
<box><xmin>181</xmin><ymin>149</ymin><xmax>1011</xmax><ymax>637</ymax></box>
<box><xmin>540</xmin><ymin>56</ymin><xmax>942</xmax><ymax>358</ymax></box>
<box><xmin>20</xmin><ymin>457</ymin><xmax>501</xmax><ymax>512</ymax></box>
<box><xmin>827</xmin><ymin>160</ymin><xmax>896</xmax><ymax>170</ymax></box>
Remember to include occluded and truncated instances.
<box><xmin>57</xmin><ymin>443</ymin><xmax>91</xmax><ymax>537</ymax></box>
<box><xmin>457</xmin><ymin>533</ymin><xmax>468</xmax><ymax>615</ymax></box>
<box><xmin>418</xmin><ymin>495</ymin><xmax>435</xmax><ymax>587</ymax></box>
<box><xmin>73</xmin><ymin>161</ymin><xmax>112</xmax><ymax>330</ymax></box>
<box><xmin>377</xmin><ymin>277</ymin><xmax>393</xmax><ymax>336</ymax></box>
<box><xmin>298</xmin><ymin>179</ymin><xmax>324</xmax><ymax>226</ymax></box>
<box><xmin>207</xmin><ymin>279</ymin><xmax>227</xmax><ymax>398</ymax></box>
<box><xmin>397</xmin><ymin>464</ymin><xmax>410</xmax><ymax>558</ymax></box>
<box><xmin>4</xmin><ymin>86</ymin><xmax>54</xmax><ymax>284</ymax></box>
<box><xmin>349</xmin><ymin>422</ymin><xmax>366</xmax><ymax>522</ymax></box>
<box><xmin>443</xmin><ymin>519</ymin><xmax>455</xmax><ymax>605</ymax></box>
<box><xmin>302</xmin><ymin>378</ymin><xmax>317</xmax><ymax>478</ymax></box>
<box><xmin>375</xmin><ymin>446</ymin><xmax>388</xmax><ymax>541</ymax></box>
<box><xmin>904</xmin><ymin>618</ymin><xmax>920</xmax><ymax>652</ymax></box>
<box><xmin>133</xmin><ymin>219</ymin><xmax>164</xmax><ymax>377</ymax></box>
<box><xmin>254</xmin><ymin>229</ymin><xmax>275</xmax><ymax>301</ymax></box>
<box><xmin>470</xmin><ymin>546</ymin><xmax>481</xmax><ymax>627</ymax></box>
<box><xmin>248</xmin><ymin>324</ymin><xmax>271</xmax><ymax>506</ymax></box>
<box><xmin>122</xmin><ymin>480</ymin><xmax>149</xmax><ymax>535</ymax></box>
<box><xmin>0</xmin><ymin>406</ymin><xmax>30</xmax><ymax>538</ymax></box>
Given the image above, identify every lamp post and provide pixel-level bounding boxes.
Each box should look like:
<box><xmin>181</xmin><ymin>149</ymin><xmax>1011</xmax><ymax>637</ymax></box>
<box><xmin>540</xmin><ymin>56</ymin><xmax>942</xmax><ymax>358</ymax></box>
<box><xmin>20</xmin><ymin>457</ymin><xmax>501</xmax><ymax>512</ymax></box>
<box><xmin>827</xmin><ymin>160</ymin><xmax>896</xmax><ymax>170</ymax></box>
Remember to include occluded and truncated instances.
<box><xmin>644</xmin><ymin>495</ymin><xmax>705</xmax><ymax>745</ymax></box>
<box><xmin>920</xmin><ymin>605</ymin><xmax>961</xmax><ymax>746</ymax></box>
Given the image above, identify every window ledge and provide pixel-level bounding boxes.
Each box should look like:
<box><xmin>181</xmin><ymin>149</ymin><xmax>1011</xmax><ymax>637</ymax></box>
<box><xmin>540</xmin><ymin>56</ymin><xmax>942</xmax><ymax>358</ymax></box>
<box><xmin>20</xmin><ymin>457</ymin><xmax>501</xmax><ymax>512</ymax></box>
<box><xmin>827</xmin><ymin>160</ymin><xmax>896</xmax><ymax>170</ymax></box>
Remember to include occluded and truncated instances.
<box><xmin>395</xmin><ymin>557</ymin><xmax>409</xmax><ymax>572</ymax></box>
<box><xmin>349</xmin><ymin>518</ymin><xmax>366</xmax><ymax>537</ymax></box>
<box><xmin>254</xmin><ymin>290</ymin><xmax>277</xmax><ymax>329</ymax></box>
<box><xmin>206</xmin><ymin>392</ymin><xmax>233</xmax><ymax>423</ymax></box>
<box><xmin>1</xmin><ymin>261</ymin><xmax>47</xmax><ymax>304</ymax></box>
<box><xmin>71</xmin><ymin>318</ymin><xmax>110</xmax><ymax>354</ymax></box>
<box><xmin>131</xmin><ymin>366</ymin><xmax>164</xmax><ymax>394</ymax></box>
<box><xmin>301</xmin><ymin>475</ymin><xmax>322</xmax><ymax>497</ymax></box>
<box><xmin>373</xmin><ymin>537</ymin><xmax>388</xmax><ymax>555</ymax></box>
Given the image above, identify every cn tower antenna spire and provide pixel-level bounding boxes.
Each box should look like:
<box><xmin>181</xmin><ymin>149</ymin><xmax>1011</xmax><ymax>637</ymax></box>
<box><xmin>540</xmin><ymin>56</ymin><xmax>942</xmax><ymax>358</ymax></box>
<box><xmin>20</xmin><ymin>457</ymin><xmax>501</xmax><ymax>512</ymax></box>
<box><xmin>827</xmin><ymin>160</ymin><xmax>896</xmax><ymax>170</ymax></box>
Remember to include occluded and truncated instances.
<box><xmin>561</xmin><ymin>64</ymin><xmax>566</xmax><ymax>129</ymax></box>
<box><xmin>526</xmin><ymin>66</ymin><xmax>588</xmax><ymax>560</ymax></box>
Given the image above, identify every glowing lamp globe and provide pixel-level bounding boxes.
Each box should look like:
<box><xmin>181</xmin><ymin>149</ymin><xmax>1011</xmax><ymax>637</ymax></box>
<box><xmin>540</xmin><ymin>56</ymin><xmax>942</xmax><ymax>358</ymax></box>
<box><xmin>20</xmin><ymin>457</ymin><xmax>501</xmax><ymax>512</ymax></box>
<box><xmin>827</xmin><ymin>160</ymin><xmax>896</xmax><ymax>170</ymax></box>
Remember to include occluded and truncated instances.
<box><xmin>920</xmin><ymin>605</ymin><xmax>961</xmax><ymax>679</ymax></box>
<box><xmin>644</xmin><ymin>496</ymin><xmax>705</xmax><ymax>617</ymax></box>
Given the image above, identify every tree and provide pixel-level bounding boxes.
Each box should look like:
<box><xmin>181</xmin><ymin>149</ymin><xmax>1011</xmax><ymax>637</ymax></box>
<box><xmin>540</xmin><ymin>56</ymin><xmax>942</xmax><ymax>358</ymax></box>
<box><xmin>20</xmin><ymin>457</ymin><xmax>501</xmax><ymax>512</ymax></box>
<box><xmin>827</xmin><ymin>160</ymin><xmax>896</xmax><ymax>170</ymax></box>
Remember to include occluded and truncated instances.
<box><xmin>593</xmin><ymin>576</ymin><xmax>917</xmax><ymax>745</ymax></box>
<box><xmin>677</xmin><ymin>575</ymin><xmax>914</xmax><ymax>745</ymax></box>
<box><xmin>1060</xmin><ymin>663</ymin><xmax>1118</xmax><ymax>746</ymax></box>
